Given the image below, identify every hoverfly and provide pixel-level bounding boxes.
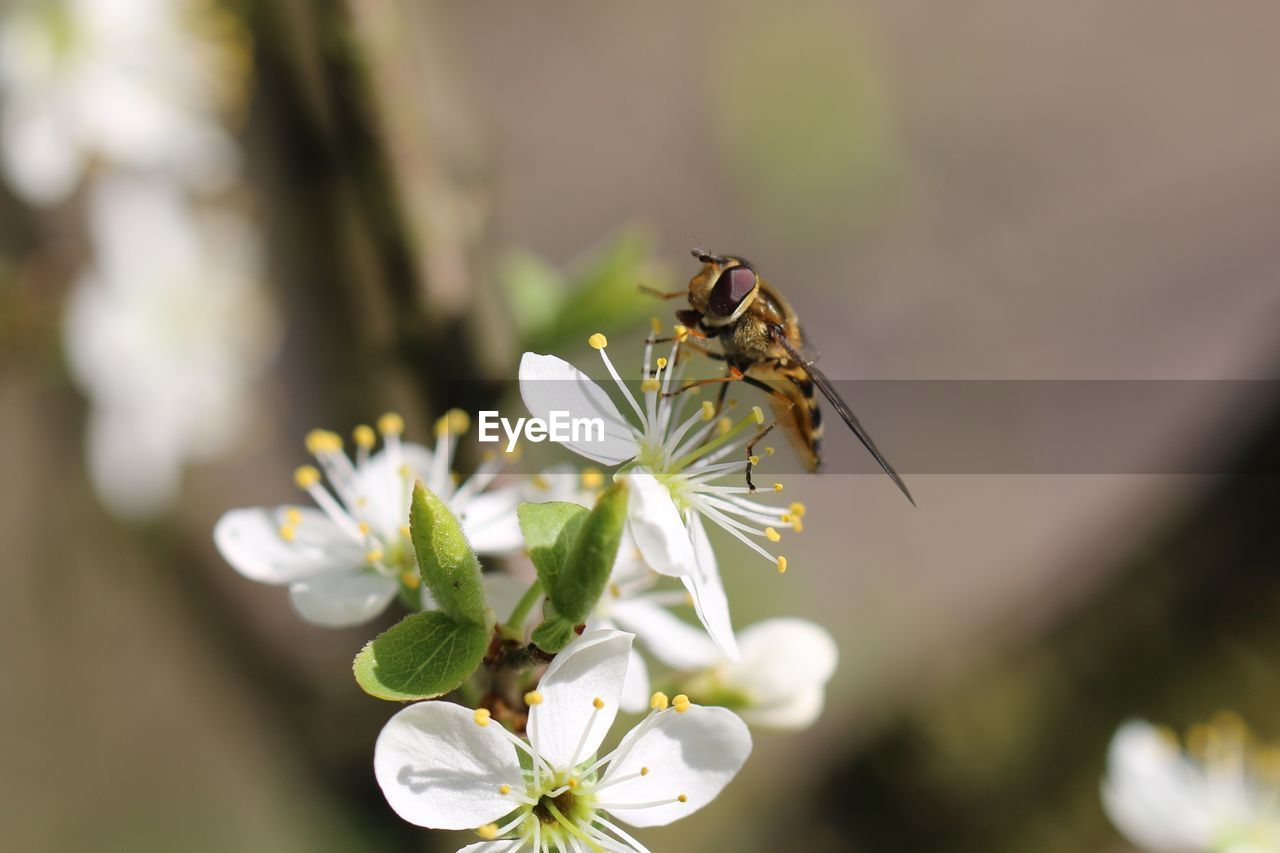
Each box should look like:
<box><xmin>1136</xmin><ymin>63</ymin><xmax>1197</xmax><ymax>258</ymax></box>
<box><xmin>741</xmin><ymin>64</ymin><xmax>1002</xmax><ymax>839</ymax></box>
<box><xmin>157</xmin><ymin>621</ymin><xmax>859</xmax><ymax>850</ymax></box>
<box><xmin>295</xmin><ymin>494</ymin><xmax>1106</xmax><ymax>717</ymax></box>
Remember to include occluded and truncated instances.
<box><xmin>646</xmin><ymin>249</ymin><xmax>914</xmax><ymax>505</ymax></box>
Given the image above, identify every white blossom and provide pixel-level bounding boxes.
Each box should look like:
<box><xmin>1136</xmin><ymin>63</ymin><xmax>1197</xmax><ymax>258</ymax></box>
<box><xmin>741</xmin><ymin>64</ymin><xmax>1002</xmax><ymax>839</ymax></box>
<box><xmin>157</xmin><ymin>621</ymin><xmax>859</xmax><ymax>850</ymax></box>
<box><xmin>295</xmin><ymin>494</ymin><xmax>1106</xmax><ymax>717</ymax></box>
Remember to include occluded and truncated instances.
<box><xmin>215</xmin><ymin>411</ymin><xmax>525</xmax><ymax>628</ymax></box>
<box><xmin>0</xmin><ymin>0</ymin><xmax>245</xmax><ymax>205</ymax></box>
<box><xmin>1102</xmin><ymin>714</ymin><xmax>1280</xmax><ymax>852</ymax></box>
<box><xmin>64</xmin><ymin>175</ymin><xmax>276</xmax><ymax>519</ymax></box>
<box><xmin>520</xmin><ymin>332</ymin><xmax>808</xmax><ymax>660</ymax></box>
<box><xmin>681</xmin><ymin>618</ymin><xmax>837</xmax><ymax>731</ymax></box>
<box><xmin>375</xmin><ymin>629</ymin><xmax>752</xmax><ymax>852</ymax></box>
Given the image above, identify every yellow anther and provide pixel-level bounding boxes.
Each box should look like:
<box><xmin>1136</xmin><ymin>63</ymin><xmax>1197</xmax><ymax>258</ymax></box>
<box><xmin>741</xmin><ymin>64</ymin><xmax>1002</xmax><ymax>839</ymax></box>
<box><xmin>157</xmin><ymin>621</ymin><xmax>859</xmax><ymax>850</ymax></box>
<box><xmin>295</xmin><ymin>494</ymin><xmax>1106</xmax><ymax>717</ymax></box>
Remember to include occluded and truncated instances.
<box><xmin>305</xmin><ymin>429</ymin><xmax>342</xmax><ymax>454</ymax></box>
<box><xmin>609</xmin><ymin>583</ymin><xmax>622</xmax><ymax>598</ymax></box>
<box><xmin>677</xmin><ymin>793</ymin><xmax>688</xmax><ymax>803</ymax></box>
<box><xmin>650</xmin><ymin>692</ymin><xmax>670</xmax><ymax>711</ymax></box>
<box><xmin>581</xmin><ymin>468</ymin><xmax>605</xmax><ymax>490</ymax></box>
<box><xmin>764</xmin><ymin>446</ymin><xmax>776</xmax><ymax>457</ymax></box>
<box><xmin>293</xmin><ymin>465</ymin><xmax>321</xmax><ymax>489</ymax></box>
<box><xmin>789</xmin><ymin>502</ymin><xmax>807</xmax><ymax>518</ymax></box>
<box><xmin>651</xmin><ymin>316</ymin><xmax>663</xmax><ymax>335</ymax></box>
<box><xmin>277</xmin><ymin>525</ymin><xmax>296</xmax><ymax>542</ymax></box>
<box><xmin>751</xmin><ymin>406</ymin><xmax>765</xmax><ymax>425</ymax></box>
<box><xmin>365</xmin><ymin>549</ymin><xmax>384</xmax><ymax>564</ymax></box>
<box><xmin>498</xmin><ymin>784</ymin><xmax>512</xmax><ymax>796</ymax></box>
<box><xmin>640</xmin><ymin>766</ymin><xmax>650</xmax><ymax>776</ymax></box>
<box><xmin>353</xmin><ymin>424</ymin><xmax>376</xmax><ymax>449</ymax></box>
<box><xmin>656</xmin><ymin>357</ymin><xmax>669</xmax><ymax>370</ymax></box>
<box><xmin>285</xmin><ymin>507</ymin><xmax>303</xmax><ymax>525</ymax></box>
<box><xmin>792</xmin><ymin>517</ymin><xmax>804</xmax><ymax>533</ymax></box>
<box><xmin>400</xmin><ymin>525</ymin><xmax>411</xmax><ymax>538</ymax></box>
<box><xmin>749</xmin><ymin>455</ymin><xmax>760</xmax><ymax>466</ymax></box>
<box><xmin>524</xmin><ymin>691</ymin><xmax>544</xmax><ymax>706</ymax></box>
<box><xmin>700</xmin><ymin>401</ymin><xmax>716</xmax><ymax>421</ymax></box>
<box><xmin>437</xmin><ymin>409</ymin><xmax>471</xmax><ymax>436</ymax></box>
<box><xmin>589</xmin><ymin>333</ymin><xmax>608</xmax><ymax>350</ymax></box>
<box><xmin>777</xmin><ymin>556</ymin><xmax>789</xmax><ymax>574</ymax></box>
<box><xmin>672</xmin><ymin>694</ymin><xmax>691</xmax><ymax>713</ymax></box>
<box><xmin>593</xmin><ymin>697</ymin><xmax>605</xmax><ymax>710</ymax></box>
<box><xmin>773</xmin><ymin>483</ymin><xmax>784</xmax><ymax>493</ymax></box>
<box><xmin>477</xmin><ymin>824</ymin><xmax>498</xmax><ymax>840</ymax></box>
<box><xmin>531</xmin><ymin>474</ymin><xmax>550</xmax><ymax>491</ymax></box>
<box><xmin>400</xmin><ymin>570</ymin><xmax>421</xmax><ymax>589</ymax></box>
<box><xmin>358</xmin><ymin>521</ymin><xmax>371</xmax><ymax>536</ymax></box>
<box><xmin>717</xmin><ymin>417</ymin><xmax>733</xmax><ymax>436</ymax></box>
<box><xmin>641</xmin><ymin>378</ymin><xmax>661</xmax><ymax>393</ymax></box>
<box><xmin>473</xmin><ymin>708</ymin><xmax>491</xmax><ymax>727</ymax></box>
<box><xmin>765</xmin><ymin>527</ymin><xmax>781</xmax><ymax>543</ymax></box>
<box><xmin>1154</xmin><ymin>725</ymin><xmax>1180</xmax><ymax>749</ymax></box>
<box><xmin>377</xmin><ymin>412</ymin><xmax>405</xmax><ymax>436</ymax></box>
<box><xmin>673</xmin><ymin>324</ymin><xmax>690</xmax><ymax>341</ymax></box>
<box><xmin>567</xmin><ymin>778</ymin><xmax>579</xmax><ymax>790</ymax></box>
<box><xmin>397</xmin><ymin>463</ymin><xmax>412</xmax><ymax>478</ymax></box>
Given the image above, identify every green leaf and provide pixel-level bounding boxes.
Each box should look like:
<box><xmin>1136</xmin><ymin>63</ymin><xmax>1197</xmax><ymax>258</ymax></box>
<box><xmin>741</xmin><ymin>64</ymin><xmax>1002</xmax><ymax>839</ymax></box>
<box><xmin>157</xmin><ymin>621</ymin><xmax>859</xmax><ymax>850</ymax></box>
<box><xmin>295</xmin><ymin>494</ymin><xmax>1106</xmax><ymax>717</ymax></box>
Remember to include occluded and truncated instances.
<box><xmin>551</xmin><ymin>481</ymin><xmax>629</xmax><ymax>624</ymax></box>
<box><xmin>353</xmin><ymin>610</ymin><xmax>489</xmax><ymax>701</ymax></box>
<box><xmin>517</xmin><ymin>501</ymin><xmax>589</xmax><ymax>595</ymax></box>
<box><xmin>410</xmin><ymin>481</ymin><xmax>484</xmax><ymax>625</ymax></box>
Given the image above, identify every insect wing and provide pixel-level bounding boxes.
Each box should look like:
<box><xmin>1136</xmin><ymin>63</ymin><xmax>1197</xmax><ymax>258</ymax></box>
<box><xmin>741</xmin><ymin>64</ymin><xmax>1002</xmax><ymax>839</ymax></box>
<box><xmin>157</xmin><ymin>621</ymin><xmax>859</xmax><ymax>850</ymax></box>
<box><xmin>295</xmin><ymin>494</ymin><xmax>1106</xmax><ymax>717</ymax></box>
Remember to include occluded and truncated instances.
<box><xmin>773</xmin><ymin>330</ymin><xmax>915</xmax><ymax>506</ymax></box>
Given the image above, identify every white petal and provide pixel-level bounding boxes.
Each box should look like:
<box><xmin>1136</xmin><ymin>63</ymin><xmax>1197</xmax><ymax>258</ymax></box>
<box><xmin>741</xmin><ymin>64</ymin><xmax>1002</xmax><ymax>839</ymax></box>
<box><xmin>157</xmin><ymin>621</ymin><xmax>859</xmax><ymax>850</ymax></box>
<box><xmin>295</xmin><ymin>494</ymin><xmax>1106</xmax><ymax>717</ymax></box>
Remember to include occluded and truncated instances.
<box><xmin>0</xmin><ymin>94</ymin><xmax>83</xmax><ymax>206</ymax></box>
<box><xmin>626</xmin><ymin>472</ymin><xmax>696</xmax><ymax>578</ymax></box>
<box><xmin>609</xmin><ymin>598</ymin><xmax>720</xmax><ymax>670</ymax></box>
<box><xmin>528</xmin><ymin>629</ymin><xmax>632</xmax><ymax>771</ymax></box>
<box><xmin>599</xmin><ymin>705</ymin><xmax>752</xmax><ymax>828</ymax></box>
<box><xmin>619</xmin><ymin>646</ymin><xmax>652</xmax><ymax>714</ymax></box>
<box><xmin>288</xmin><ymin>573</ymin><xmax>399</xmax><ymax>628</ymax></box>
<box><xmin>459</xmin><ymin>487</ymin><xmax>524</xmax><ymax>555</ymax></box>
<box><xmin>353</xmin><ymin>443</ymin><xmax>435</xmax><ymax>536</ymax></box>
<box><xmin>214</xmin><ymin>507</ymin><xmax>363</xmax><ymax>584</ymax></box>
<box><xmin>374</xmin><ymin>701</ymin><xmax>526</xmax><ymax>830</ymax></box>
<box><xmin>738</xmin><ymin>686</ymin><xmax>826</xmax><ymax>731</ymax></box>
<box><xmin>682</xmin><ymin>514</ymin><xmax>738</xmax><ymax>660</ymax></box>
<box><xmin>1101</xmin><ymin>721</ymin><xmax>1212</xmax><ymax>850</ymax></box>
<box><xmin>726</xmin><ymin>619</ymin><xmax>837</xmax><ymax>705</ymax></box>
<box><xmin>457</xmin><ymin>842</ymin><xmax>529</xmax><ymax>853</ymax></box>
<box><xmin>83</xmin><ymin>404</ymin><xmax>185</xmax><ymax>520</ymax></box>
<box><xmin>519</xmin><ymin>353</ymin><xmax>638</xmax><ymax>465</ymax></box>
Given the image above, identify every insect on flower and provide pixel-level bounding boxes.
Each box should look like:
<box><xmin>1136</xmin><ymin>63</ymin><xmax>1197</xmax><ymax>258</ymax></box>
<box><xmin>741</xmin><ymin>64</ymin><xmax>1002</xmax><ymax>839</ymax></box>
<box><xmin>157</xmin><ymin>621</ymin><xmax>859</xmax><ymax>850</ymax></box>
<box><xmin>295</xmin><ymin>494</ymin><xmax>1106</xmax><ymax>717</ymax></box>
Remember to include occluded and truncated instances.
<box><xmin>643</xmin><ymin>250</ymin><xmax>914</xmax><ymax>504</ymax></box>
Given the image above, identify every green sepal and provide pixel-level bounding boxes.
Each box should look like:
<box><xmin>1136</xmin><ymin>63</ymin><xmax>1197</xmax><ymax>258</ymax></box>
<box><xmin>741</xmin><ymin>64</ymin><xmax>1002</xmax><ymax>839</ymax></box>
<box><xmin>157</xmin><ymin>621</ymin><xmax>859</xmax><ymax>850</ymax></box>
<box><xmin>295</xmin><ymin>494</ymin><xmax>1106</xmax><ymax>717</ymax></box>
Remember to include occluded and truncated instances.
<box><xmin>353</xmin><ymin>610</ymin><xmax>490</xmax><ymax>701</ymax></box>
<box><xmin>410</xmin><ymin>481</ymin><xmax>484</xmax><ymax>625</ymax></box>
<box><xmin>531</xmin><ymin>602</ymin><xmax>577</xmax><ymax>654</ymax></box>
<box><xmin>517</xmin><ymin>501</ymin><xmax>588</xmax><ymax>597</ymax></box>
<box><xmin>551</xmin><ymin>481</ymin><xmax>628</xmax><ymax>624</ymax></box>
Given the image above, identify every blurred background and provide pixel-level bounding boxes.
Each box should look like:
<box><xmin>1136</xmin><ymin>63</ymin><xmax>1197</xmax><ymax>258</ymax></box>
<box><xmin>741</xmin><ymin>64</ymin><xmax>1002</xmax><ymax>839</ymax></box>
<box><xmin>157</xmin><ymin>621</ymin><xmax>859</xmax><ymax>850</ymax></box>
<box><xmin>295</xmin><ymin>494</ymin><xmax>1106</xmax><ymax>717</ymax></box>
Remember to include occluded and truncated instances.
<box><xmin>3</xmin><ymin>1</ymin><xmax>1279</xmax><ymax>850</ymax></box>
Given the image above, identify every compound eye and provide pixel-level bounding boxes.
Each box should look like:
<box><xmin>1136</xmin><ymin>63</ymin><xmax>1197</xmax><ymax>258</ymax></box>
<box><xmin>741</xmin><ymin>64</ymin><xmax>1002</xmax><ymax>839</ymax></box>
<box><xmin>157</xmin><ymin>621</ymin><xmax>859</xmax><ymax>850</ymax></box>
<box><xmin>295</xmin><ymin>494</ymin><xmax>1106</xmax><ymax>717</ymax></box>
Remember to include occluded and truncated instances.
<box><xmin>708</xmin><ymin>265</ymin><xmax>757</xmax><ymax>316</ymax></box>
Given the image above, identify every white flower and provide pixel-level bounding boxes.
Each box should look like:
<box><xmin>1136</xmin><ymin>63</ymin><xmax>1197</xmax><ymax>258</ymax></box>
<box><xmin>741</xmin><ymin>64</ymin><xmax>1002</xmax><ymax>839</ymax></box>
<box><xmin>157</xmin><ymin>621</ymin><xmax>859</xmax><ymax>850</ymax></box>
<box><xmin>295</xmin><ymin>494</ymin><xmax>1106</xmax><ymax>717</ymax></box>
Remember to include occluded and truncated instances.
<box><xmin>520</xmin><ymin>332</ymin><xmax>807</xmax><ymax>660</ymax></box>
<box><xmin>1102</xmin><ymin>715</ymin><xmax>1280</xmax><ymax>852</ymax></box>
<box><xmin>0</xmin><ymin>0</ymin><xmax>245</xmax><ymax>205</ymax></box>
<box><xmin>374</xmin><ymin>628</ymin><xmax>752</xmax><ymax>851</ymax></box>
<box><xmin>680</xmin><ymin>618</ymin><xmax>838</xmax><ymax>731</ymax></box>
<box><xmin>215</xmin><ymin>411</ymin><xmax>526</xmax><ymax>628</ymax></box>
<box><xmin>64</xmin><ymin>175</ymin><xmax>276</xmax><ymax>519</ymax></box>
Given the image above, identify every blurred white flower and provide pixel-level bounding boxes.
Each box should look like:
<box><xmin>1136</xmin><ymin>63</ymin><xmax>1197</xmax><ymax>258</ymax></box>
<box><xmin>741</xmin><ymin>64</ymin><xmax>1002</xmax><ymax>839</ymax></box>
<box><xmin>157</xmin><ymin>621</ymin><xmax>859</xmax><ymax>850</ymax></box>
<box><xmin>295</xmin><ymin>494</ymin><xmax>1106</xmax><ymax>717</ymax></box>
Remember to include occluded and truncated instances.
<box><xmin>521</xmin><ymin>332</ymin><xmax>808</xmax><ymax>659</ymax></box>
<box><xmin>215</xmin><ymin>411</ymin><xmax>529</xmax><ymax>628</ymax></box>
<box><xmin>1102</xmin><ymin>714</ymin><xmax>1280</xmax><ymax>852</ymax></box>
<box><xmin>0</xmin><ymin>0</ymin><xmax>245</xmax><ymax>205</ymax></box>
<box><xmin>682</xmin><ymin>618</ymin><xmax>837</xmax><ymax>731</ymax></box>
<box><xmin>64</xmin><ymin>175</ymin><xmax>276</xmax><ymax>519</ymax></box>
<box><xmin>374</xmin><ymin>629</ymin><xmax>752</xmax><ymax>851</ymax></box>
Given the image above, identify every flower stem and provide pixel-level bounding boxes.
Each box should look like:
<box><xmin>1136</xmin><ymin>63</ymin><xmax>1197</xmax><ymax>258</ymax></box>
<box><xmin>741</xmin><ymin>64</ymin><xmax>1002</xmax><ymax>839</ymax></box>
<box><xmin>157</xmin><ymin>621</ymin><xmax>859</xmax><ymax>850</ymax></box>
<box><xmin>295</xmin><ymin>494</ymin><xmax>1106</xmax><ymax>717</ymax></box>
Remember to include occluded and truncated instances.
<box><xmin>503</xmin><ymin>579</ymin><xmax>543</xmax><ymax>636</ymax></box>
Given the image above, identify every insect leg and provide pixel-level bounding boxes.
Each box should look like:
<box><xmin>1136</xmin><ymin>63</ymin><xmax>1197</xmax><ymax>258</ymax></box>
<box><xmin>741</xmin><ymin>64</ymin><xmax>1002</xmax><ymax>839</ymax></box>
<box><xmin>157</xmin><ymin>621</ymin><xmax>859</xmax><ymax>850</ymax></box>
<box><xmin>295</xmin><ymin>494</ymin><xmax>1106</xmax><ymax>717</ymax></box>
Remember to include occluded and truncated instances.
<box><xmin>638</xmin><ymin>284</ymin><xmax>687</xmax><ymax>299</ymax></box>
<box><xmin>662</xmin><ymin>367</ymin><xmax>744</xmax><ymax>399</ymax></box>
<box><xmin>739</xmin><ymin>374</ymin><xmax>798</xmax><ymax>493</ymax></box>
